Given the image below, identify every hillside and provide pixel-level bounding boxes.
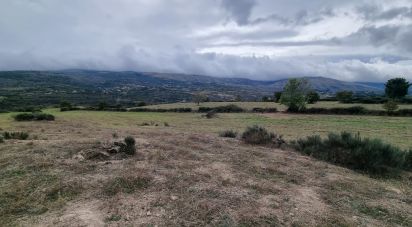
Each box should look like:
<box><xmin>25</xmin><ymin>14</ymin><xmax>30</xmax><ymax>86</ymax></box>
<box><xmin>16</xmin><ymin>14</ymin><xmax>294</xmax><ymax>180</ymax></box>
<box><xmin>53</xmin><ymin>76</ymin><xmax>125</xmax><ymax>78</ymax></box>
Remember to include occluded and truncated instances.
<box><xmin>0</xmin><ymin>70</ymin><xmax>384</xmax><ymax>111</ymax></box>
<box><xmin>0</xmin><ymin>110</ymin><xmax>411</xmax><ymax>226</ymax></box>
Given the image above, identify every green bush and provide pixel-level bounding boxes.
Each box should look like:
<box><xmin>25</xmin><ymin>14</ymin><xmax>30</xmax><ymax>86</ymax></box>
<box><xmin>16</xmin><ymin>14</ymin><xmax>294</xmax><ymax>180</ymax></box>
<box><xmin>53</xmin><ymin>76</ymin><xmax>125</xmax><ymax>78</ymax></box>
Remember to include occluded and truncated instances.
<box><xmin>123</xmin><ymin>136</ymin><xmax>136</xmax><ymax>155</ymax></box>
<box><xmin>0</xmin><ymin>135</ymin><xmax>4</xmax><ymax>143</ymax></box>
<box><xmin>293</xmin><ymin>132</ymin><xmax>409</xmax><ymax>175</ymax></box>
<box><xmin>306</xmin><ymin>91</ymin><xmax>320</xmax><ymax>104</ymax></box>
<box><xmin>219</xmin><ymin>130</ymin><xmax>238</xmax><ymax>138</ymax></box>
<box><xmin>14</xmin><ymin>113</ymin><xmax>55</xmax><ymax>121</ymax></box>
<box><xmin>405</xmin><ymin>150</ymin><xmax>412</xmax><ymax>171</ymax></box>
<box><xmin>241</xmin><ymin>125</ymin><xmax>274</xmax><ymax>145</ymax></box>
<box><xmin>2</xmin><ymin>131</ymin><xmax>29</xmax><ymax>140</ymax></box>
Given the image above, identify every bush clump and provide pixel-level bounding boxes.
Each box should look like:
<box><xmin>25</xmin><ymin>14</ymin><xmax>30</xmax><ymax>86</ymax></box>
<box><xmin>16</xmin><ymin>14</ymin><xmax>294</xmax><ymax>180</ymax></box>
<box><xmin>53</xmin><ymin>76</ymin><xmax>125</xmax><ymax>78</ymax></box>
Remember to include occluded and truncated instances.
<box><xmin>198</xmin><ymin>104</ymin><xmax>244</xmax><ymax>113</ymax></box>
<box><xmin>123</xmin><ymin>136</ymin><xmax>136</xmax><ymax>155</ymax></box>
<box><xmin>242</xmin><ymin>125</ymin><xmax>274</xmax><ymax>145</ymax></box>
<box><xmin>0</xmin><ymin>135</ymin><xmax>4</xmax><ymax>143</ymax></box>
<box><xmin>2</xmin><ymin>131</ymin><xmax>29</xmax><ymax>140</ymax></box>
<box><xmin>293</xmin><ymin>131</ymin><xmax>410</xmax><ymax>175</ymax></box>
<box><xmin>219</xmin><ymin>130</ymin><xmax>238</xmax><ymax>138</ymax></box>
<box><xmin>14</xmin><ymin>113</ymin><xmax>55</xmax><ymax>121</ymax></box>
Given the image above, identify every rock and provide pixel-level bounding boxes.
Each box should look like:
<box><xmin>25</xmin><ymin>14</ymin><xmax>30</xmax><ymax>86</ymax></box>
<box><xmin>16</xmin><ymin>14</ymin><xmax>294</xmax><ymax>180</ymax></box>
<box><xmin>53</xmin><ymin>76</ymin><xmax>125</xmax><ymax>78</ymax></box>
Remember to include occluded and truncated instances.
<box><xmin>170</xmin><ymin>195</ymin><xmax>178</xmax><ymax>201</ymax></box>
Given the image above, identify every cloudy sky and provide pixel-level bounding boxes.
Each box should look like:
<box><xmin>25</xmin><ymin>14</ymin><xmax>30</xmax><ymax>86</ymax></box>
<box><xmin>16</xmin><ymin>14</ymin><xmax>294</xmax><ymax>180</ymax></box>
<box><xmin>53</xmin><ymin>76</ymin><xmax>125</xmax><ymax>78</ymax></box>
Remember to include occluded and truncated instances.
<box><xmin>0</xmin><ymin>0</ymin><xmax>411</xmax><ymax>81</ymax></box>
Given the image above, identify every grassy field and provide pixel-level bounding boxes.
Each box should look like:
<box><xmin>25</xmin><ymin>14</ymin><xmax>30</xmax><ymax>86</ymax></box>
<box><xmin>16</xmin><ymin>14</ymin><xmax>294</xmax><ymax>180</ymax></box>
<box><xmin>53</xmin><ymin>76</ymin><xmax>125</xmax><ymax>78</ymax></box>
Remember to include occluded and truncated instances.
<box><xmin>0</xmin><ymin>109</ymin><xmax>411</xmax><ymax>226</ymax></box>
<box><xmin>141</xmin><ymin>101</ymin><xmax>412</xmax><ymax>111</ymax></box>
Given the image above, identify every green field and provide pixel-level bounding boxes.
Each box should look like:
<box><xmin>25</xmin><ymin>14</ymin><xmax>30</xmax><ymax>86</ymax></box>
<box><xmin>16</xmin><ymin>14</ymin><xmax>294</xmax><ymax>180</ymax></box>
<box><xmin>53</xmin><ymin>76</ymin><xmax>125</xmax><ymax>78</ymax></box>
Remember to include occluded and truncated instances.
<box><xmin>2</xmin><ymin>108</ymin><xmax>411</xmax><ymax>149</ymax></box>
<box><xmin>141</xmin><ymin>101</ymin><xmax>412</xmax><ymax>111</ymax></box>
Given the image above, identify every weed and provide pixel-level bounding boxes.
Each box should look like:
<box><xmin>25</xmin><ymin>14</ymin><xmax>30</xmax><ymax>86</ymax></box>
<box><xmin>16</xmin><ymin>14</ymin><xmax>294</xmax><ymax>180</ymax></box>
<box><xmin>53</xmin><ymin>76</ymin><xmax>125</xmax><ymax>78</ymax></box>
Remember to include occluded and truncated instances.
<box><xmin>219</xmin><ymin>130</ymin><xmax>238</xmax><ymax>138</ymax></box>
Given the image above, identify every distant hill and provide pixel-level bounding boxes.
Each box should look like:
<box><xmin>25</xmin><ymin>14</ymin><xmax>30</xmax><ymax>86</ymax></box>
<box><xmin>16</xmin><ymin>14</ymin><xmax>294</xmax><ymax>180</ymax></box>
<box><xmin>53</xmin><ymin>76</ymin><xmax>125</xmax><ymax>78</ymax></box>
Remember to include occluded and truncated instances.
<box><xmin>0</xmin><ymin>70</ymin><xmax>385</xmax><ymax>110</ymax></box>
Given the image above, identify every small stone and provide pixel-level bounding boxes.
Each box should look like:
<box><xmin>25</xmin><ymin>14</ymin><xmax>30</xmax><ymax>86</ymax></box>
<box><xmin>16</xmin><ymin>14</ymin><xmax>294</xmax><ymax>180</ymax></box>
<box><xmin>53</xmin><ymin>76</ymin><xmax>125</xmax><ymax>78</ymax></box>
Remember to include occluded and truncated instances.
<box><xmin>171</xmin><ymin>195</ymin><xmax>178</xmax><ymax>201</ymax></box>
<box><xmin>146</xmin><ymin>211</ymin><xmax>151</xmax><ymax>216</ymax></box>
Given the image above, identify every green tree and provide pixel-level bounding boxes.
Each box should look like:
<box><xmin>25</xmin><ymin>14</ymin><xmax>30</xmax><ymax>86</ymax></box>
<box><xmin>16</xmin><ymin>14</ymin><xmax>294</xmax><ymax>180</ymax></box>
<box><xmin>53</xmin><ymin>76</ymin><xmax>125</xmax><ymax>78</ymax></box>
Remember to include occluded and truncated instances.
<box><xmin>336</xmin><ymin>91</ymin><xmax>353</xmax><ymax>103</ymax></box>
<box><xmin>306</xmin><ymin>91</ymin><xmax>320</xmax><ymax>104</ymax></box>
<box><xmin>385</xmin><ymin>78</ymin><xmax>410</xmax><ymax>99</ymax></box>
<box><xmin>280</xmin><ymin>78</ymin><xmax>311</xmax><ymax>112</ymax></box>
<box><xmin>274</xmin><ymin>92</ymin><xmax>282</xmax><ymax>103</ymax></box>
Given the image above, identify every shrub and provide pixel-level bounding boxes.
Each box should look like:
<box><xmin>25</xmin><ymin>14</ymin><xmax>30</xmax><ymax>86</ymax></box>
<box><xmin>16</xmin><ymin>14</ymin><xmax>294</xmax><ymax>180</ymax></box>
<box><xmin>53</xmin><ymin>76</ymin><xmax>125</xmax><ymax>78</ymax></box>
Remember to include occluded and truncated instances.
<box><xmin>405</xmin><ymin>150</ymin><xmax>412</xmax><ymax>171</ymax></box>
<box><xmin>383</xmin><ymin>100</ymin><xmax>399</xmax><ymax>112</ymax></box>
<box><xmin>274</xmin><ymin>92</ymin><xmax>282</xmax><ymax>103</ymax></box>
<box><xmin>198</xmin><ymin>105</ymin><xmax>244</xmax><ymax>113</ymax></box>
<box><xmin>293</xmin><ymin>132</ymin><xmax>409</xmax><ymax>175</ymax></box>
<box><xmin>204</xmin><ymin>111</ymin><xmax>218</xmax><ymax>119</ymax></box>
<box><xmin>14</xmin><ymin>113</ymin><xmax>55</xmax><ymax>121</ymax></box>
<box><xmin>252</xmin><ymin>108</ymin><xmax>278</xmax><ymax>113</ymax></box>
<box><xmin>123</xmin><ymin>136</ymin><xmax>136</xmax><ymax>155</ymax></box>
<box><xmin>219</xmin><ymin>130</ymin><xmax>238</xmax><ymax>138</ymax></box>
<box><xmin>0</xmin><ymin>135</ymin><xmax>4</xmax><ymax>143</ymax></box>
<box><xmin>2</xmin><ymin>131</ymin><xmax>29</xmax><ymax>140</ymax></box>
<box><xmin>306</xmin><ymin>91</ymin><xmax>320</xmax><ymax>104</ymax></box>
<box><xmin>336</xmin><ymin>91</ymin><xmax>353</xmax><ymax>103</ymax></box>
<box><xmin>242</xmin><ymin>125</ymin><xmax>275</xmax><ymax>145</ymax></box>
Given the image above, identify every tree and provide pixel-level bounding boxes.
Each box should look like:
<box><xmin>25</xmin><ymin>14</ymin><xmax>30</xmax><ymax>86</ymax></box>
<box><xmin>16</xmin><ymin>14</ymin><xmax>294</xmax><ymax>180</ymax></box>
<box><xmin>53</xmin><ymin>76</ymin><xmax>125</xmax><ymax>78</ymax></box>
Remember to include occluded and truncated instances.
<box><xmin>336</xmin><ymin>91</ymin><xmax>353</xmax><ymax>103</ymax></box>
<box><xmin>306</xmin><ymin>91</ymin><xmax>320</xmax><ymax>104</ymax></box>
<box><xmin>193</xmin><ymin>92</ymin><xmax>208</xmax><ymax>105</ymax></box>
<box><xmin>383</xmin><ymin>100</ymin><xmax>399</xmax><ymax>113</ymax></box>
<box><xmin>385</xmin><ymin>78</ymin><xmax>410</xmax><ymax>99</ymax></box>
<box><xmin>280</xmin><ymin>78</ymin><xmax>311</xmax><ymax>112</ymax></box>
<box><xmin>262</xmin><ymin>96</ymin><xmax>272</xmax><ymax>102</ymax></box>
<box><xmin>274</xmin><ymin>92</ymin><xmax>282</xmax><ymax>103</ymax></box>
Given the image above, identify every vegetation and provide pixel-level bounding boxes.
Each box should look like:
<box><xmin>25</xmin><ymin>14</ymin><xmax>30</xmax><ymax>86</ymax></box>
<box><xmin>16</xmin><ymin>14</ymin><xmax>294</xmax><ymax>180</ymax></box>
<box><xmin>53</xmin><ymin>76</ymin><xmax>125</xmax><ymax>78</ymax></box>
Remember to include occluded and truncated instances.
<box><xmin>280</xmin><ymin>78</ymin><xmax>311</xmax><ymax>112</ymax></box>
<box><xmin>123</xmin><ymin>136</ymin><xmax>136</xmax><ymax>155</ymax></box>
<box><xmin>383</xmin><ymin>100</ymin><xmax>399</xmax><ymax>112</ymax></box>
<box><xmin>198</xmin><ymin>104</ymin><xmax>244</xmax><ymax>113</ymax></box>
<box><xmin>385</xmin><ymin>78</ymin><xmax>410</xmax><ymax>99</ymax></box>
<box><xmin>274</xmin><ymin>92</ymin><xmax>282</xmax><ymax>103</ymax></box>
<box><xmin>241</xmin><ymin>125</ymin><xmax>282</xmax><ymax>145</ymax></box>
<box><xmin>306</xmin><ymin>91</ymin><xmax>320</xmax><ymax>104</ymax></box>
<box><xmin>336</xmin><ymin>91</ymin><xmax>354</xmax><ymax>103</ymax></box>
<box><xmin>2</xmin><ymin>131</ymin><xmax>29</xmax><ymax>140</ymax></box>
<box><xmin>193</xmin><ymin>92</ymin><xmax>209</xmax><ymax>105</ymax></box>
<box><xmin>103</xmin><ymin>175</ymin><xmax>151</xmax><ymax>196</ymax></box>
<box><xmin>14</xmin><ymin>112</ymin><xmax>55</xmax><ymax>121</ymax></box>
<box><xmin>293</xmin><ymin>132</ymin><xmax>410</xmax><ymax>175</ymax></box>
<box><xmin>219</xmin><ymin>129</ymin><xmax>238</xmax><ymax>138</ymax></box>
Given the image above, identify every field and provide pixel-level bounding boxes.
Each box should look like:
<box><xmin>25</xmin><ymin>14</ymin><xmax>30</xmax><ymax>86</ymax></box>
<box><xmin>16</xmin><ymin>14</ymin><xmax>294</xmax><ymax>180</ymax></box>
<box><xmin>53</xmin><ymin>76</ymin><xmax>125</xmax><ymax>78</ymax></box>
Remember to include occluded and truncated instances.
<box><xmin>0</xmin><ymin>108</ymin><xmax>411</xmax><ymax>226</ymax></box>
<box><xmin>141</xmin><ymin>101</ymin><xmax>412</xmax><ymax>111</ymax></box>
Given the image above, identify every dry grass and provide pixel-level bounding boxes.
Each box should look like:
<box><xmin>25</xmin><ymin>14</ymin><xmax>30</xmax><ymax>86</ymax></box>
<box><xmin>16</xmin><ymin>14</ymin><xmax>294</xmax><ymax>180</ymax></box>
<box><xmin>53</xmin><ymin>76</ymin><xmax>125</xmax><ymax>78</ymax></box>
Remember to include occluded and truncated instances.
<box><xmin>0</xmin><ymin>110</ymin><xmax>411</xmax><ymax>226</ymax></box>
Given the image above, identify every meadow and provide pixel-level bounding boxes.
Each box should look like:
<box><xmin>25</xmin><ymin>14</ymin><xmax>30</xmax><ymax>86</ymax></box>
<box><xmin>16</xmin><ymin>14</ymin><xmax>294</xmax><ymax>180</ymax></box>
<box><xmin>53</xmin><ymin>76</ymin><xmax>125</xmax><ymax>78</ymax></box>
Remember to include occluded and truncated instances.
<box><xmin>0</xmin><ymin>107</ymin><xmax>411</xmax><ymax>226</ymax></box>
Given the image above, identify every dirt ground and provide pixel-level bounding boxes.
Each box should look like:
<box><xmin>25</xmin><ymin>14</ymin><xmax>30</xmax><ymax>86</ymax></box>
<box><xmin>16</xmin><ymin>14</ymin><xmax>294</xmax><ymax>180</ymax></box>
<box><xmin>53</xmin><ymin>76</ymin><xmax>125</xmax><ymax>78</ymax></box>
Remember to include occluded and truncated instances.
<box><xmin>0</xmin><ymin>112</ymin><xmax>411</xmax><ymax>226</ymax></box>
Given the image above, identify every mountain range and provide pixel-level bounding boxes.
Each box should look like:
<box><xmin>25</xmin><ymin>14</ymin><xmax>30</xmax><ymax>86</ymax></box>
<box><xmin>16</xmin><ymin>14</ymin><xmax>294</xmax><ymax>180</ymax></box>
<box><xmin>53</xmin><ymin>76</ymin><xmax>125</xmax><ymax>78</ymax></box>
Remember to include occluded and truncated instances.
<box><xmin>0</xmin><ymin>70</ymin><xmax>385</xmax><ymax>110</ymax></box>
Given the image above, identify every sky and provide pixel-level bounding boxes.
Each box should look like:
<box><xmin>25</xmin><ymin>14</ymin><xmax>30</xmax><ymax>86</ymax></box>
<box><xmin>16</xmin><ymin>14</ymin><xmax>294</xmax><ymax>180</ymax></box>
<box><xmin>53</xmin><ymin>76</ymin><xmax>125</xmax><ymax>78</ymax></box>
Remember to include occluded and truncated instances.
<box><xmin>0</xmin><ymin>0</ymin><xmax>411</xmax><ymax>82</ymax></box>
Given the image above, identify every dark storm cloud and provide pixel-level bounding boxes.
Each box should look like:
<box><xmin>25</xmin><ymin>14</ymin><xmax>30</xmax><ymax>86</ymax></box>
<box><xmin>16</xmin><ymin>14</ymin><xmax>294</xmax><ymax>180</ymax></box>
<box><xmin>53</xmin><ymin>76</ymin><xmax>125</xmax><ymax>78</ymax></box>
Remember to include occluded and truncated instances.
<box><xmin>0</xmin><ymin>0</ymin><xmax>411</xmax><ymax>81</ymax></box>
<box><xmin>221</xmin><ymin>0</ymin><xmax>257</xmax><ymax>25</ymax></box>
